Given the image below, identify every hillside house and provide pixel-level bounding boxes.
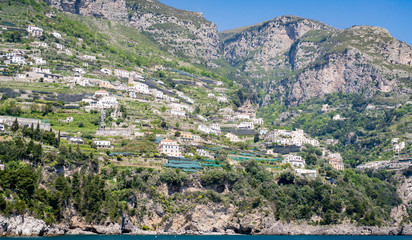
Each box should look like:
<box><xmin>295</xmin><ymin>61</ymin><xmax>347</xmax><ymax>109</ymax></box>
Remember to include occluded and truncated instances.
<box><xmin>55</xmin><ymin>43</ymin><xmax>64</xmax><ymax>51</ymax></box>
<box><xmin>33</xmin><ymin>57</ymin><xmax>46</xmax><ymax>65</ymax></box>
<box><xmin>101</xmin><ymin>68</ymin><xmax>112</xmax><ymax>75</ymax></box>
<box><xmin>52</xmin><ymin>32</ymin><xmax>62</xmax><ymax>39</ymax></box>
<box><xmin>11</xmin><ymin>55</ymin><xmax>26</xmax><ymax>65</ymax></box>
<box><xmin>93</xmin><ymin>140</ymin><xmax>111</xmax><ymax>148</ymax></box>
<box><xmin>217</xmin><ymin>96</ymin><xmax>228</xmax><ymax>103</ymax></box>
<box><xmin>133</xmin><ymin>82</ymin><xmax>149</xmax><ymax>94</ymax></box>
<box><xmin>74</xmin><ymin>67</ymin><xmax>86</xmax><ymax>74</ymax></box>
<box><xmin>94</xmin><ymin>90</ymin><xmax>110</xmax><ymax>97</ymax></box>
<box><xmin>179</xmin><ymin>131</ymin><xmax>201</xmax><ymax>143</ymax></box>
<box><xmin>283</xmin><ymin>155</ymin><xmax>305</xmax><ymax>168</ymax></box>
<box><xmin>68</xmin><ymin>137</ymin><xmax>84</xmax><ymax>144</ymax></box>
<box><xmin>27</xmin><ymin>25</ymin><xmax>43</xmax><ymax>37</ymax></box>
<box><xmin>225</xmin><ymin>133</ymin><xmax>241</xmax><ymax>142</ymax></box>
<box><xmin>158</xmin><ymin>139</ymin><xmax>182</xmax><ymax>157</ymax></box>
<box><xmin>0</xmin><ymin>124</ymin><xmax>4</xmax><ymax>132</ymax></box>
<box><xmin>114</xmin><ymin>69</ymin><xmax>129</xmax><ymax>78</ymax></box>
<box><xmin>253</xmin><ymin>118</ymin><xmax>264</xmax><ymax>125</ymax></box>
<box><xmin>197</xmin><ymin>149</ymin><xmax>213</xmax><ymax>158</ymax></box>
<box><xmin>97</xmin><ymin>96</ymin><xmax>118</xmax><ymax>109</ymax></box>
<box><xmin>238</xmin><ymin>122</ymin><xmax>254</xmax><ymax>129</ymax></box>
<box><xmin>294</xmin><ymin>169</ymin><xmax>317</xmax><ymax>178</ymax></box>
<box><xmin>198</xmin><ymin>125</ymin><xmax>212</xmax><ymax>134</ymax></box>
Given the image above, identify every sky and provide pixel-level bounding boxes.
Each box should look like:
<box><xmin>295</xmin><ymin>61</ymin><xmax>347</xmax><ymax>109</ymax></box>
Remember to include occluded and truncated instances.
<box><xmin>160</xmin><ymin>0</ymin><xmax>412</xmax><ymax>45</ymax></box>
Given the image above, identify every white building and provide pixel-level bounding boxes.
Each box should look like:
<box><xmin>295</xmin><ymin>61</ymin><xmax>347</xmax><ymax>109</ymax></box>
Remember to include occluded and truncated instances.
<box><xmin>208</xmin><ymin>93</ymin><xmax>215</xmax><ymax>98</ymax></box>
<box><xmin>97</xmin><ymin>96</ymin><xmax>118</xmax><ymax>109</ymax></box>
<box><xmin>27</xmin><ymin>25</ymin><xmax>43</xmax><ymax>37</ymax></box>
<box><xmin>151</xmin><ymin>89</ymin><xmax>165</xmax><ymax>99</ymax></box>
<box><xmin>52</xmin><ymin>32</ymin><xmax>62</xmax><ymax>39</ymax></box>
<box><xmin>294</xmin><ymin>169</ymin><xmax>317</xmax><ymax>178</ymax></box>
<box><xmin>169</xmin><ymin>103</ymin><xmax>193</xmax><ymax>113</ymax></box>
<box><xmin>55</xmin><ymin>43</ymin><xmax>64</xmax><ymax>50</ymax></box>
<box><xmin>333</xmin><ymin>115</ymin><xmax>344</xmax><ymax>120</ymax></box>
<box><xmin>0</xmin><ymin>124</ymin><xmax>5</xmax><ymax>132</ymax></box>
<box><xmin>238</xmin><ymin>122</ymin><xmax>254</xmax><ymax>129</ymax></box>
<box><xmin>68</xmin><ymin>137</ymin><xmax>84</xmax><ymax>144</ymax></box>
<box><xmin>73</xmin><ymin>67</ymin><xmax>86</xmax><ymax>74</ymax></box>
<box><xmin>217</xmin><ymin>96</ymin><xmax>228</xmax><ymax>103</ymax></box>
<box><xmin>33</xmin><ymin>57</ymin><xmax>46</xmax><ymax>65</ymax></box>
<box><xmin>101</xmin><ymin>68</ymin><xmax>112</xmax><ymax>75</ymax></box>
<box><xmin>235</xmin><ymin>114</ymin><xmax>251</xmax><ymax>120</ymax></box>
<box><xmin>197</xmin><ymin>149</ymin><xmax>213</xmax><ymax>158</ymax></box>
<box><xmin>132</xmin><ymin>82</ymin><xmax>149</xmax><ymax>94</ymax></box>
<box><xmin>283</xmin><ymin>155</ymin><xmax>305</xmax><ymax>168</ymax></box>
<box><xmin>394</xmin><ymin>142</ymin><xmax>406</xmax><ymax>153</ymax></box>
<box><xmin>198</xmin><ymin>125</ymin><xmax>212</xmax><ymax>134</ymax></box>
<box><xmin>253</xmin><ymin>118</ymin><xmax>264</xmax><ymax>125</ymax></box>
<box><xmin>93</xmin><ymin>140</ymin><xmax>111</xmax><ymax>148</ymax></box>
<box><xmin>158</xmin><ymin>139</ymin><xmax>182</xmax><ymax>157</ymax></box>
<box><xmin>225</xmin><ymin>133</ymin><xmax>241</xmax><ymax>142</ymax></box>
<box><xmin>170</xmin><ymin>109</ymin><xmax>186</xmax><ymax>117</ymax></box>
<box><xmin>11</xmin><ymin>55</ymin><xmax>26</xmax><ymax>65</ymax></box>
<box><xmin>114</xmin><ymin>69</ymin><xmax>129</xmax><ymax>78</ymax></box>
<box><xmin>94</xmin><ymin>90</ymin><xmax>110</xmax><ymax>97</ymax></box>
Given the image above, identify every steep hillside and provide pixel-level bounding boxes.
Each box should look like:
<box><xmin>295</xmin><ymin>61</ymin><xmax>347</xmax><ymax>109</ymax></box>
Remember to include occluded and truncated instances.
<box><xmin>219</xmin><ymin>16</ymin><xmax>412</xmax><ymax>106</ymax></box>
<box><xmin>43</xmin><ymin>0</ymin><xmax>220</xmax><ymax>63</ymax></box>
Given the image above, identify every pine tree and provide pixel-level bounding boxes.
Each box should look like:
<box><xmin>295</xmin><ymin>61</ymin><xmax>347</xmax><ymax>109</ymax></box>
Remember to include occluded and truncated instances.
<box><xmin>11</xmin><ymin>118</ymin><xmax>19</xmax><ymax>132</ymax></box>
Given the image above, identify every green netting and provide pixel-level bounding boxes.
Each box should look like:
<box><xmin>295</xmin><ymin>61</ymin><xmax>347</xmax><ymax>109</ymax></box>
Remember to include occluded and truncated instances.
<box><xmin>231</xmin><ymin>156</ymin><xmax>281</xmax><ymax>162</ymax></box>
<box><xmin>165</xmin><ymin>159</ymin><xmax>203</xmax><ymax>170</ymax></box>
<box><xmin>199</xmin><ymin>159</ymin><xmax>216</xmax><ymax>163</ymax></box>
<box><xmin>202</xmin><ymin>164</ymin><xmax>222</xmax><ymax>167</ymax></box>
<box><xmin>240</xmin><ymin>153</ymin><xmax>254</xmax><ymax>157</ymax></box>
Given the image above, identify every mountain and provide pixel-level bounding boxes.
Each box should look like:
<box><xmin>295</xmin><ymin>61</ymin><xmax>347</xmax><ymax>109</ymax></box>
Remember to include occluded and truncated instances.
<box><xmin>1</xmin><ymin>0</ymin><xmax>412</xmax><ymax>236</ymax></box>
<box><xmin>44</xmin><ymin>0</ymin><xmax>220</xmax><ymax>63</ymax></box>
<box><xmin>219</xmin><ymin>16</ymin><xmax>412</xmax><ymax>106</ymax></box>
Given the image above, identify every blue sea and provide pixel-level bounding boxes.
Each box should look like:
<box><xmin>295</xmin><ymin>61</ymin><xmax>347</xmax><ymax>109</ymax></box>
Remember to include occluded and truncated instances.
<box><xmin>3</xmin><ymin>235</ymin><xmax>412</xmax><ymax>240</ymax></box>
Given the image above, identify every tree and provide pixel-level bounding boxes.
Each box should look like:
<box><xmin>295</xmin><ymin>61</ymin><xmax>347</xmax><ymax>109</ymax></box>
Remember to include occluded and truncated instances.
<box><xmin>174</xmin><ymin>131</ymin><xmax>181</xmax><ymax>137</ymax></box>
<box><xmin>160</xmin><ymin>121</ymin><xmax>167</xmax><ymax>129</ymax></box>
<box><xmin>254</xmin><ymin>133</ymin><xmax>260</xmax><ymax>143</ymax></box>
<box><xmin>11</xmin><ymin>118</ymin><xmax>19</xmax><ymax>132</ymax></box>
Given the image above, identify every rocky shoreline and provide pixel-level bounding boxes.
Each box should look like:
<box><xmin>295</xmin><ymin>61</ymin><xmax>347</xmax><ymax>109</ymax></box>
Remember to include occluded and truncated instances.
<box><xmin>1</xmin><ymin>214</ymin><xmax>412</xmax><ymax>237</ymax></box>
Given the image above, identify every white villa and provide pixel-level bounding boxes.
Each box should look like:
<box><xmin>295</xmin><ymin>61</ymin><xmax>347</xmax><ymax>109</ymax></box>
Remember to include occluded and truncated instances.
<box><xmin>93</xmin><ymin>140</ymin><xmax>111</xmax><ymax>148</ymax></box>
<box><xmin>283</xmin><ymin>155</ymin><xmax>305</xmax><ymax>168</ymax></box>
<box><xmin>114</xmin><ymin>69</ymin><xmax>129</xmax><ymax>78</ymax></box>
<box><xmin>27</xmin><ymin>25</ymin><xmax>43</xmax><ymax>37</ymax></box>
<box><xmin>225</xmin><ymin>133</ymin><xmax>241</xmax><ymax>142</ymax></box>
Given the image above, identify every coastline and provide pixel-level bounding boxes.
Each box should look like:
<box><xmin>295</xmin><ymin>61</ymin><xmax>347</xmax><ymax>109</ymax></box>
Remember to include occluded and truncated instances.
<box><xmin>1</xmin><ymin>215</ymin><xmax>411</xmax><ymax>237</ymax></box>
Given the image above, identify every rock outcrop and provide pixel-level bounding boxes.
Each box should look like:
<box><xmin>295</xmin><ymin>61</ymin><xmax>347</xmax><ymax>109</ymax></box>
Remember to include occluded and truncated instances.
<box><xmin>0</xmin><ymin>215</ymin><xmax>63</xmax><ymax>236</ymax></box>
<box><xmin>44</xmin><ymin>0</ymin><xmax>128</xmax><ymax>21</ymax></box>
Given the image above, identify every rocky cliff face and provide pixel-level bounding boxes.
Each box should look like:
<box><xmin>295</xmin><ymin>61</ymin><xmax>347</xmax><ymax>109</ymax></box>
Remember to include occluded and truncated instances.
<box><xmin>128</xmin><ymin>0</ymin><xmax>220</xmax><ymax>63</ymax></box>
<box><xmin>44</xmin><ymin>0</ymin><xmax>128</xmax><ymax>21</ymax></box>
<box><xmin>220</xmin><ymin>17</ymin><xmax>412</xmax><ymax>106</ymax></box>
<box><xmin>43</xmin><ymin>0</ymin><xmax>220</xmax><ymax>63</ymax></box>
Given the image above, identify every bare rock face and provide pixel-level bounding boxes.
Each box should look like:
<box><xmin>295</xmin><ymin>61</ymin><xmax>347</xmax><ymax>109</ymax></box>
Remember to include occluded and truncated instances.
<box><xmin>221</xmin><ymin>16</ymin><xmax>335</xmax><ymax>67</ymax></box>
<box><xmin>221</xmin><ymin>17</ymin><xmax>412</xmax><ymax>106</ymax></box>
<box><xmin>44</xmin><ymin>0</ymin><xmax>128</xmax><ymax>21</ymax></box>
<box><xmin>43</xmin><ymin>0</ymin><xmax>220</xmax><ymax>63</ymax></box>
<box><xmin>128</xmin><ymin>0</ymin><xmax>219</xmax><ymax>63</ymax></box>
<box><xmin>0</xmin><ymin>215</ymin><xmax>49</xmax><ymax>236</ymax></box>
